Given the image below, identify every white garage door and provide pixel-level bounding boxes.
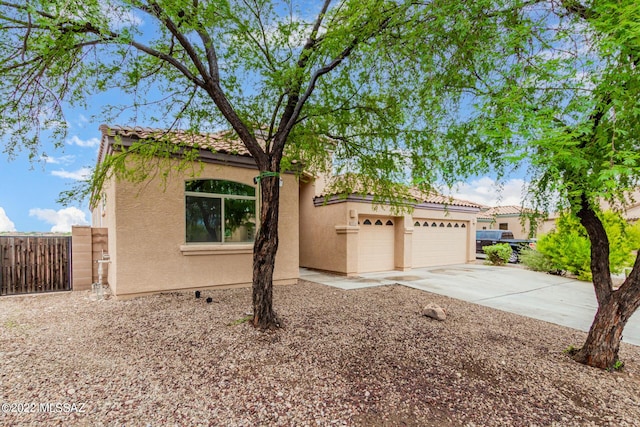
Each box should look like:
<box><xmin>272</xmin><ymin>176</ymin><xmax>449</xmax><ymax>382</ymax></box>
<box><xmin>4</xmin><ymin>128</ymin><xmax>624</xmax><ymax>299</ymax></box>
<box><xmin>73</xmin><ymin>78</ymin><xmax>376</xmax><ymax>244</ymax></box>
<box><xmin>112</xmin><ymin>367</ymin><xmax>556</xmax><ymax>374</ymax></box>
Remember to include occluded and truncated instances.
<box><xmin>412</xmin><ymin>220</ymin><xmax>468</xmax><ymax>267</ymax></box>
<box><xmin>358</xmin><ymin>216</ymin><xmax>395</xmax><ymax>273</ymax></box>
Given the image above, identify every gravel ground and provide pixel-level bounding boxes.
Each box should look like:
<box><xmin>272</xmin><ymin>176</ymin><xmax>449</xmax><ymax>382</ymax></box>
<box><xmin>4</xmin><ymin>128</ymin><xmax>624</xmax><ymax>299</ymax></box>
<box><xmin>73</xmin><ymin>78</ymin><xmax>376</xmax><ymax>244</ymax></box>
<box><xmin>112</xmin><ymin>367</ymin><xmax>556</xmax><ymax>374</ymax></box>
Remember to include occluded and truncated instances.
<box><xmin>1</xmin><ymin>279</ymin><xmax>640</xmax><ymax>426</ymax></box>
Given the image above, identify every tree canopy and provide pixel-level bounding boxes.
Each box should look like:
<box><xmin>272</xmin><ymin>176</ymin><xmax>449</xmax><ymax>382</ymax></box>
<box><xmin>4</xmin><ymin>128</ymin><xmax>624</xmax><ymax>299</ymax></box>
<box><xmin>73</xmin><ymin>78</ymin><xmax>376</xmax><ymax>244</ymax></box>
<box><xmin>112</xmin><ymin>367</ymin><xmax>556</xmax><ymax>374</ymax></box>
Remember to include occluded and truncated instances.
<box><xmin>1</xmin><ymin>0</ymin><xmax>517</xmax><ymax>198</ymax></box>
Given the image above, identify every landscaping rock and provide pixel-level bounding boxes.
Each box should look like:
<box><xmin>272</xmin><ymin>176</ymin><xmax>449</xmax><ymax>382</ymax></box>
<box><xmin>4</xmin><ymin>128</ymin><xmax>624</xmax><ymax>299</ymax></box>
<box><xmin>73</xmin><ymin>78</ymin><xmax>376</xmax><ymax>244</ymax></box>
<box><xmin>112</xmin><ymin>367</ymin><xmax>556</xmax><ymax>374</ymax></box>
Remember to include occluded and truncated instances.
<box><xmin>424</xmin><ymin>303</ymin><xmax>446</xmax><ymax>321</ymax></box>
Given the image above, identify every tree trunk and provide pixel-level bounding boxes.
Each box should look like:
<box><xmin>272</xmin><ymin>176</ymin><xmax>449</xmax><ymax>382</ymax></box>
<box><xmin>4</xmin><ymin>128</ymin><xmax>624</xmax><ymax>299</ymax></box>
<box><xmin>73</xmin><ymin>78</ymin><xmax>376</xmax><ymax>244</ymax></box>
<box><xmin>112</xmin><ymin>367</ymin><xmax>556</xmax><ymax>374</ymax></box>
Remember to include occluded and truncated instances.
<box><xmin>251</xmin><ymin>173</ymin><xmax>281</xmax><ymax>329</ymax></box>
<box><xmin>573</xmin><ymin>198</ymin><xmax>640</xmax><ymax>369</ymax></box>
<box><xmin>573</xmin><ymin>296</ymin><xmax>627</xmax><ymax>369</ymax></box>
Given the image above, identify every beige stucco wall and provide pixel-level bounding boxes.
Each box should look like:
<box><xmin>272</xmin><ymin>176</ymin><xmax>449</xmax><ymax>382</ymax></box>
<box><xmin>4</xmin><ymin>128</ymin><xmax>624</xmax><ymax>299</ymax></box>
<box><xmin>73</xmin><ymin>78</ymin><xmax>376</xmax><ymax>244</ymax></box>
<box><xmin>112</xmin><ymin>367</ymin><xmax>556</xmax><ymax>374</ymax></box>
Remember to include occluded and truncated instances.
<box><xmin>72</xmin><ymin>227</ymin><xmax>109</xmax><ymax>291</ymax></box>
<box><xmin>299</xmin><ymin>181</ymin><xmax>354</xmax><ymax>274</ymax></box>
<box><xmin>625</xmin><ymin>204</ymin><xmax>640</xmax><ymax>222</ymax></box>
<box><xmin>71</xmin><ymin>226</ymin><xmax>93</xmax><ymax>291</ymax></box>
<box><xmin>538</xmin><ymin>216</ymin><xmax>558</xmax><ymax>236</ymax></box>
<box><xmin>477</xmin><ymin>216</ymin><xmax>540</xmax><ymax>239</ymax></box>
<box><xmin>92</xmin><ymin>174</ymin><xmax>120</xmax><ymax>295</ymax></box>
<box><xmin>299</xmin><ymin>181</ymin><xmax>478</xmax><ymax>275</ymax></box>
<box><xmin>96</xmin><ymin>160</ymin><xmax>298</xmax><ymax>298</ymax></box>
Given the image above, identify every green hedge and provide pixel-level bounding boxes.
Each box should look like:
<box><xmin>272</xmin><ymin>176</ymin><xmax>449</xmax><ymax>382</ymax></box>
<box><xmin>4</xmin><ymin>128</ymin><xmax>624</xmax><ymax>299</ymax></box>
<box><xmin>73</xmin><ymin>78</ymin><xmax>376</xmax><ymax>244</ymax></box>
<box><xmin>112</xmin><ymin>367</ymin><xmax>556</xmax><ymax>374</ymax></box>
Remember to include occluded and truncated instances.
<box><xmin>534</xmin><ymin>211</ymin><xmax>640</xmax><ymax>281</ymax></box>
<box><xmin>483</xmin><ymin>243</ymin><xmax>512</xmax><ymax>266</ymax></box>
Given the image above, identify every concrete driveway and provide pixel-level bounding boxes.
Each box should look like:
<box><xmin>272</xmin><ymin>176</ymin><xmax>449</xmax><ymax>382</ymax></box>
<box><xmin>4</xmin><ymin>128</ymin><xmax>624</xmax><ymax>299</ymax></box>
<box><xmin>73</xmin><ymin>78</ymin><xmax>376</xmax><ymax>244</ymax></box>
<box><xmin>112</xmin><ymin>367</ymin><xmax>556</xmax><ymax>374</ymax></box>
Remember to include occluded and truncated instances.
<box><xmin>300</xmin><ymin>264</ymin><xmax>640</xmax><ymax>346</ymax></box>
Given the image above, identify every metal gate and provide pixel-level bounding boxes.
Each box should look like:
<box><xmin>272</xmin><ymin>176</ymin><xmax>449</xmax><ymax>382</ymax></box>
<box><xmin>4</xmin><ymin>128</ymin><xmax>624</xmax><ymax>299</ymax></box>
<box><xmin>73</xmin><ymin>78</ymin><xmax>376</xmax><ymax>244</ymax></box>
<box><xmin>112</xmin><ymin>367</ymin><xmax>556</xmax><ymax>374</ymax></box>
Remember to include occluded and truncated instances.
<box><xmin>0</xmin><ymin>236</ymin><xmax>72</xmax><ymax>296</ymax></box>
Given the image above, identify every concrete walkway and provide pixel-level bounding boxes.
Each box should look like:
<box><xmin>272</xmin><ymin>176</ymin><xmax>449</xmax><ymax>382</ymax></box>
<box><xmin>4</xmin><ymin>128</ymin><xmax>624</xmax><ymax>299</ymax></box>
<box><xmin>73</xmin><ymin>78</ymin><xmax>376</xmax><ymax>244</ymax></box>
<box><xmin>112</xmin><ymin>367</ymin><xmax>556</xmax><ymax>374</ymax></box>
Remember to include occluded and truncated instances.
<box><xmin>300</xmin><ymin>264</ymin><xmax>640</xmax><ymax>346</ymax></box>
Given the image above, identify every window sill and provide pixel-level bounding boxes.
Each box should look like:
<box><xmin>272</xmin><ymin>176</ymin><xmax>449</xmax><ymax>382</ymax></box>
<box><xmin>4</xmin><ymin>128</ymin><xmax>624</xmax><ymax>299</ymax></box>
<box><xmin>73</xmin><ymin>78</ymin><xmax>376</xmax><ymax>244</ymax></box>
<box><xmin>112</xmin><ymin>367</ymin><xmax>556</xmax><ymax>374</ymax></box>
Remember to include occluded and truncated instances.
<box><xmin>180</xmin><ymin>244</ymin><xmax>253</xmax><ymax>256</ymax></box>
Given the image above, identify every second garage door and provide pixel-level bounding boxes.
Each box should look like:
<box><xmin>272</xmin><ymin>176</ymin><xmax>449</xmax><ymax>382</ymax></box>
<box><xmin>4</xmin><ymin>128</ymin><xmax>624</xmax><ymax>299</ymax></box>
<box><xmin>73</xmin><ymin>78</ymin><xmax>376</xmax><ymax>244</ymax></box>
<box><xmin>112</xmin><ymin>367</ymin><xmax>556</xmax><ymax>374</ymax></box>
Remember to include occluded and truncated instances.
<box><xmin>413</xmin><ymin>220</ymin><xmax>468</xmax><ymax>268</ymax></box>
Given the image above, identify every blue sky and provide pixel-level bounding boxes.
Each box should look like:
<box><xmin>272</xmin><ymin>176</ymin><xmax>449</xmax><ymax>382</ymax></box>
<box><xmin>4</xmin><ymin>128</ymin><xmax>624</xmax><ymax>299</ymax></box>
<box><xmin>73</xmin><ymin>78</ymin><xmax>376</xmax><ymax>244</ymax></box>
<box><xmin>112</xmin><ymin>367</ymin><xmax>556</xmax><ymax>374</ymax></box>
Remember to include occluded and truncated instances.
<box><xmin>0</xmin><ymin>110</ymin><xmax>100</xmax><ymax>233</ymax></box>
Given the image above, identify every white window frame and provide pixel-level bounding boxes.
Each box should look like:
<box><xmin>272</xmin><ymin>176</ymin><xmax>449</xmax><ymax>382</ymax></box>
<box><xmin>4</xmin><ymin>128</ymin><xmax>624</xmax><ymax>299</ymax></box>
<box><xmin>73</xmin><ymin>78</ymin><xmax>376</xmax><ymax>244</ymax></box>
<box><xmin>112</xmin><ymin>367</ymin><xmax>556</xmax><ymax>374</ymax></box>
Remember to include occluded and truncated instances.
<box><xmin>185</xmin><ymin>181</ymin><xmax>257</xmax><ymax>245</ymax></box>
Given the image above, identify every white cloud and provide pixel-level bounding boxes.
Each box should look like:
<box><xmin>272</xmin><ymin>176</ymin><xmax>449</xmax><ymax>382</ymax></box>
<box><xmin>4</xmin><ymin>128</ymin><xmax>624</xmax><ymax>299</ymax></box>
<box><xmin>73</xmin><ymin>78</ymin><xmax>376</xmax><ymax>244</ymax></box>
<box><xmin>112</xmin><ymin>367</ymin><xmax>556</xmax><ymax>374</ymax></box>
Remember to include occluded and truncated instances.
<box><xmin>101</xmin><ymin>2</ymin><xmax>144</xmax><ymax>29</ymax></box>
<box><xmin>29</xmin><ymin>207</ymin><xmax>89</xmax><ymax>233</ymax></box>
<box><xmin>51</xmin><ymin>167</ymin><xmax>91</xmax><ymax>180</ymax></box>
<box><xmin>41</xmin><ymin>154</ymin><xmax>76</xmax><ymax>165</ymax></box>
<box><xmin>448</xmin><ymin>177</ymin><xmax>527</xmax><ymax>207</ymax></box>
<box><xmin>67</xmin><ymin>135</ymin><xmax>101</xmax><ymax>148</ymax></box>
<box><xmin>0</xmin><ymin>207</ymin><xmax>16</xmax><ymax>232</ymax></box>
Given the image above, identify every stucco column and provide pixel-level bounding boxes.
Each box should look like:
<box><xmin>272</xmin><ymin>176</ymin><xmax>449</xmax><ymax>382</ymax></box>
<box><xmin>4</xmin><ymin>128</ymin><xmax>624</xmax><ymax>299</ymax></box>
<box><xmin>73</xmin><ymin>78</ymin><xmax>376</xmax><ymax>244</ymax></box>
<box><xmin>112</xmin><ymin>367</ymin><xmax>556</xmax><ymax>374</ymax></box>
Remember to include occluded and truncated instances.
<box><xmin>335</xmin><ymin>225</ymin><xmax>360</xmax><ymax>276</ymax></box>
<box><xmin>394</xmin><ymin>214</ymin><xmax>413</xmax><ymax>271</ymax></box>
<box><xmin>467</xmin><ymin>218</ymin><xmax>477</xmax><ymax>262</ymax></box>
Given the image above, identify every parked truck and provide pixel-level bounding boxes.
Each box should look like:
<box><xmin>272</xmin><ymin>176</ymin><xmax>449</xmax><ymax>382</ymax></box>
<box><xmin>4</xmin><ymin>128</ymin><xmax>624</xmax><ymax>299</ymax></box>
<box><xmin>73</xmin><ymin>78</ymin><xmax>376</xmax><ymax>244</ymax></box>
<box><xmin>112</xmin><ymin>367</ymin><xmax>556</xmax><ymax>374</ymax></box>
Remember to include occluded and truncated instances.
<box><xmin>475</xmin><ymin>230</ymin><xmax>536</xmax><ymax>263</ymax></box>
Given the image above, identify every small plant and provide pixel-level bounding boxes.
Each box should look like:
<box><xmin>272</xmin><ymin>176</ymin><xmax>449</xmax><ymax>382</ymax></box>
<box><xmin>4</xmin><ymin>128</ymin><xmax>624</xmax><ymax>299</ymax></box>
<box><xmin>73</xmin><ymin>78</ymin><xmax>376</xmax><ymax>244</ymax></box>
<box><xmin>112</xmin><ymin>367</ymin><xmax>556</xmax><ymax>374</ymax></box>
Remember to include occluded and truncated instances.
<box><xmin>609</xmin><ymin>359</ymin><xmax>625</xmax><ymax>372</ymax></box>
<box><xmin>228</xmin><ymin>315</ymin><xmax>253</xmax><ymax>326</ymax></box>
<box><xmin>3</xmin><ymin>319</ymin><xmax>19</xmax><ymax>329</ymax></box>
<box><xmin>483</xmin><ymin>243</ymin><xmax>512</xmax><ymax>266</ymax></box>
<box><xmin>563</xmin><ymin>344</ymin><xmax>579</xmax><ymax>356</ymax></box>
<box><xmin>518</xmin><ymin>247</ymin><xmax>558</xmax><ymax>273</ymax></box>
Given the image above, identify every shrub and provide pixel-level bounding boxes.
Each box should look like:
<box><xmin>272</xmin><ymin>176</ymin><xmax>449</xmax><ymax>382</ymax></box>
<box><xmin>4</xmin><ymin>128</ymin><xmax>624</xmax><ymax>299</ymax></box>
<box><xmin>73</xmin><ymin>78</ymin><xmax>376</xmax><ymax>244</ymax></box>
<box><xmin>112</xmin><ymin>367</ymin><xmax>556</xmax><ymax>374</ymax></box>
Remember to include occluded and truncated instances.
<box><xmin>518</xmin><ymin>247</ymin><xmax>556</xmax><ymax>273</ymax></box>
<box><xmin>483</xmin><ymin>243</ymin><xmax>512</xmax><ymax>266</ymax></box>
<box><xmin>537</xmin><ymin>211</ymin><xmax>640</xmax><ymax>281</ymax></box>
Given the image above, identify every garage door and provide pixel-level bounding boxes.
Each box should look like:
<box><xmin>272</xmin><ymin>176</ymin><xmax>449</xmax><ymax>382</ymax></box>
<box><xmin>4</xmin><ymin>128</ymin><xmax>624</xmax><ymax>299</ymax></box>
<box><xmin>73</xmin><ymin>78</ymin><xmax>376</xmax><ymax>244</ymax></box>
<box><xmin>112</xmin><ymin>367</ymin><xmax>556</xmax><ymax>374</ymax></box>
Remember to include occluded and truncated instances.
<box><xmin>358</xmin><ymin>216</ymin><xmax>395</xmax><ymax>273</ymax></box>
<box><xmin>413</xmin><ymin>220</ymin><xmax>468</xmax><ymax>267</ymax></box>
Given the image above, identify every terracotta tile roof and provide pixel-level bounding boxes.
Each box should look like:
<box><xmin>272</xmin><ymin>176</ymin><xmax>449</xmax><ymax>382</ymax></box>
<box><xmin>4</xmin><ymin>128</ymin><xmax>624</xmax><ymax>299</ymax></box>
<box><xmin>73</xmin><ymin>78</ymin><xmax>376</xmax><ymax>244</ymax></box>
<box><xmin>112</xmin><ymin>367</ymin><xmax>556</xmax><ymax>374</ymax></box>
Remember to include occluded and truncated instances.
<box><xmin>319</xmin><ymin>175</ymin><xmax>480</xmax><ymax>208</ymax></box>
<box><xmin>409</xmin><ymin>190</ymin><xmax>481</xmax><ymax>208</ymax></box>
<box><xmin>98</xmin><ymin>124</ymin><xmax>252</xmax><ymax>162</ymax></box>
<box><xmin>478</xmin><ymin>205</ymin><xmax>530</xmax><ymax>219</ymax></box>
<box><xmin>422</xmin><ymin>193</ymin><xmax>480</xmax><ymax>208</ymax></box>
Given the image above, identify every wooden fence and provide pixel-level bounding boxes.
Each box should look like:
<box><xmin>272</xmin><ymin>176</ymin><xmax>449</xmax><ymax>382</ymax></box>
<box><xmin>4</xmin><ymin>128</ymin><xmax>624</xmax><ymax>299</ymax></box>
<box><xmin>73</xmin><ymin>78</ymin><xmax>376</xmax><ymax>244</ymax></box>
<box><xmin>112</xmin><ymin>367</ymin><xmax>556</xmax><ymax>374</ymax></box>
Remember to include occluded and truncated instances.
<box><xmin>0</xmin><ymin>236</ymin><xmax>72</xmax><ymax>296</ymax></box>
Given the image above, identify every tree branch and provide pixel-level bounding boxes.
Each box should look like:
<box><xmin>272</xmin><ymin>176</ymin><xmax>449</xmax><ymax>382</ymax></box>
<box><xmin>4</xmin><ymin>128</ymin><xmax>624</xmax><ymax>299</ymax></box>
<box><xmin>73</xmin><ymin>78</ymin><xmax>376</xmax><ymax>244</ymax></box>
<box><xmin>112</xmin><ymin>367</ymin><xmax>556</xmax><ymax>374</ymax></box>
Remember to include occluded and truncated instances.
<box><xmin>270</xmin><ymin>0</ymin><xmax>333</xmax><ymax>151</ymax></box>
<box><xmin>559</xmin><ymin>0</ymin><xmax>595</xmax><ymax>20</ymax></box>
<box><xmin>240</xmin><ymin>0</ymin><xmax>276</xmax><ymax>71</ymax></box>
<box><xmin>138</xmin><ymin>1</ymin><xmax>265</xmax><ymax>165</ymax></box>
<box><xmin>142</xmin><ymin>2</ymin><xmax>210</xmax><ymax>86</ymax></box>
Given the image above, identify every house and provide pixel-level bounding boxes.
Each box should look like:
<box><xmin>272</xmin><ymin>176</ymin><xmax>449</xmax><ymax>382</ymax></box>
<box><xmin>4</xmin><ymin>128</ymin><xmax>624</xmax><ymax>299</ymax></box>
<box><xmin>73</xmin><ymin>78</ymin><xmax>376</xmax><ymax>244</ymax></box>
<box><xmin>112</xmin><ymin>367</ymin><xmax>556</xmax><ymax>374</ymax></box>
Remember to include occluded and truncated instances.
<box><xmin>609</xmin><ymin>189</ymin><xmax>640</xmax><ymax>223</ymax></box>
<box><xmin>91</xmin><ymin>125</ymin><xmax>299</xmax><ymax>298</ymax></box>
<box><xmin>537</xmin><ymin>190</ymin><xmax>640</xmax><ymax>237</ymax></box>
<box><xmin>477</xmin><ymin>205</ymin><xmax>541</xmax><ymax>239</ymax></box>
<box><xmin>299</xmin><ymin>177</ymin><xmax>480</xmax><ymax>275</ymax></box>
<box><xmin>88</xmin><ymin>125</ymin><xmax>480</xmax><ymax>298</ymax></box>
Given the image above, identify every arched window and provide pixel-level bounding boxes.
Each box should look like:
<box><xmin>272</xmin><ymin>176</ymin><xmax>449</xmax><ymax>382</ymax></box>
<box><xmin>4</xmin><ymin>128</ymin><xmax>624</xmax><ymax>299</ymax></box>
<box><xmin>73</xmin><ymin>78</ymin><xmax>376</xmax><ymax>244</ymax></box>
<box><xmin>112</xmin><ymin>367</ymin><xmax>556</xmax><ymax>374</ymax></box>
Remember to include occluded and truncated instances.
<box><xmin>363</xmin><ymin>219</ymin><xmax>372</xmax><ymax>225</ymax></box>
<box><xmin>386</xmin><ymin>220</ymin><xmax>393</xmax><ymax>226</ymax></box>
<box><xmin>454</xmin><ymin>223</ymin><xmax>460</xmax><ymax>228</ymax></box>
<box><xmin>185</xmin><ymin>180</ymin><xmax>256</xmax><ymax>243</ymax></box>
<box><xmin>423</xmin><ymin>221</ymin><xmax>429</xmax><ymax>227</ymax></box>
<box><xmin>375</xmin><ymin>219</ymin><xmax>383</xmax><ymax>225</ymax></box>
<box><xmin>414</xmin><ymin>221</ymin><xmax>421</xmax><ymax>227</ymax></box>
<box><xmin>461</xmin><ymin>224</ymin><xmax>466</xmax><ymax>228</ymax></box>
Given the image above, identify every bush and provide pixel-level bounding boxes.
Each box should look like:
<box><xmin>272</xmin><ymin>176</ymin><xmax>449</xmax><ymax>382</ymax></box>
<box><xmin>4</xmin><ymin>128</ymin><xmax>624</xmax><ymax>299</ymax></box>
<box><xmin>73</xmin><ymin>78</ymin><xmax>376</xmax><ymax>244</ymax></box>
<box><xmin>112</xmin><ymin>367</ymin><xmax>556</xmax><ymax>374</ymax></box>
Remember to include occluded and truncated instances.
<box><xmin>537</xmin><ymin>211</ymin><xmax>640</xmax><ymax>281</ymax></box>
<box><xmin>518</xmin><ymin>247</ymin><xmax>557</xmax><ymax>273</ymax></box>
<box><xmin>483</xmin><ymin>243</ymin><xmax>512</xmax><ymax>266</ymax></box>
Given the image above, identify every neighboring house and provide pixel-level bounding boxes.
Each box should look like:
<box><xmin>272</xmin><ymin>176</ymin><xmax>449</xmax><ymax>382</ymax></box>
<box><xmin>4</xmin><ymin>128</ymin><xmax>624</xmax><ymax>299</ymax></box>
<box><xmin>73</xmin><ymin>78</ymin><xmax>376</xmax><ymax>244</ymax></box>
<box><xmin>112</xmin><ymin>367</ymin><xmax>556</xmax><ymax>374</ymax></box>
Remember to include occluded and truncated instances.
<box><xmin>93</xmin><ymin>125</ymin><xmax>299</xmax><ymax>299</ymax></box>
<box><xmin>539</xmin><ymin>191</ymin><xmax>640</xmax><ymax>236</ymax></box>
<box><xmin>477</xmin><ymin>205</ymin><xmax>541</xmax><ymax>239</ymax></box>
<box><xmin>299</xmin><ymin>177</ymin><xmax>480</xmax><ymax>275</ymax></box>
<box><xmin>610</xmin><ymin>189</ymin><xmax>640</xmax><ymax>223</ymax></box>
<box><xmin>91</xmin><ymin>125</ymin><xmax>481</xmax><ymax>298</ymax></box>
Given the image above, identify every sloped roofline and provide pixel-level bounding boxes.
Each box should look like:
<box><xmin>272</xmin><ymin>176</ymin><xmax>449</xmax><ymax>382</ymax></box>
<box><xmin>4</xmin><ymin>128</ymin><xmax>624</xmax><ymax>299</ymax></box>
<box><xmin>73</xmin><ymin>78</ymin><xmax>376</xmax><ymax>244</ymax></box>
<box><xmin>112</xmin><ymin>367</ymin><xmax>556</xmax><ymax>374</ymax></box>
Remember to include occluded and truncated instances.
<box><xmin>97</xmin><ymin>124</ymin><xmax>253</xmax><ymax>165</ymax></box>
